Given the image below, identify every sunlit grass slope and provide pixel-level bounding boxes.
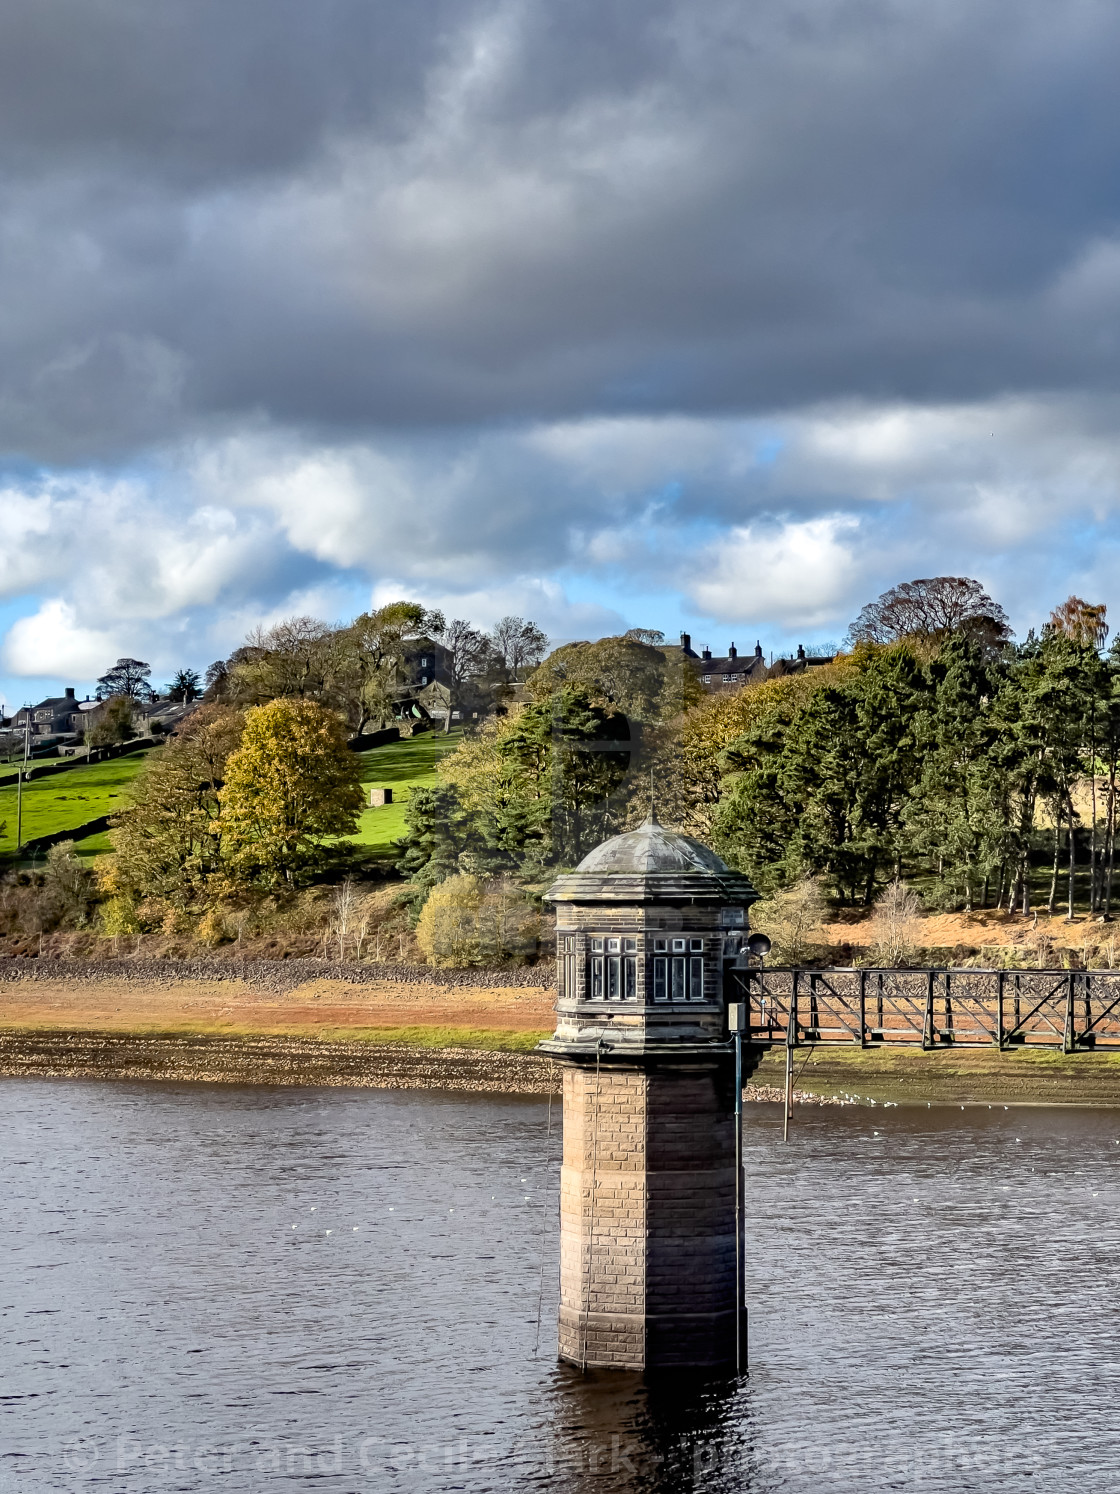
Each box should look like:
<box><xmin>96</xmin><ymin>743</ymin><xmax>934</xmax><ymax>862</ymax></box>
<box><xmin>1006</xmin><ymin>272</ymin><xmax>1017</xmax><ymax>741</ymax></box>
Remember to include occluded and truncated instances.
<box><xmin>0</xmin><ymin>752</ymin><xmax>155</xmax><ymax>861</ymax></box>
<box><xmin>344</xmin><ymin>729</ymin><xmax>463</xmax><ymax>859</ymax></box>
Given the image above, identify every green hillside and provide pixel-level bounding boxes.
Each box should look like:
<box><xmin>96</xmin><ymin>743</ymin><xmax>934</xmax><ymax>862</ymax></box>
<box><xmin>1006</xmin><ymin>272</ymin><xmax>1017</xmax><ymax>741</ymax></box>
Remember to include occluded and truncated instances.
<box><xmin>345</xmin><ymin>729</ymin><xmax>463</xmax><ymax>859</ymax></box>
<box><xmin>0</xmin><ymin>751</ymin><xmax>156</xmax><ymax>862</ymax></box>
<box><xmin>0</xmin><ymin>729</ymin><xmax>461</xmax><ymax>867</ymax></box>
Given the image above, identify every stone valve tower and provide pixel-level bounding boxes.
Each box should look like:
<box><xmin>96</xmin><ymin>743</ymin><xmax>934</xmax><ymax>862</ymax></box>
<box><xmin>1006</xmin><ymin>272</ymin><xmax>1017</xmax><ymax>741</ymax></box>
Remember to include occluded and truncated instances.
<box><xmin>541</xmin><ymin>813</ymin><xmax>760</xmax><ymax>1372</ymax></box>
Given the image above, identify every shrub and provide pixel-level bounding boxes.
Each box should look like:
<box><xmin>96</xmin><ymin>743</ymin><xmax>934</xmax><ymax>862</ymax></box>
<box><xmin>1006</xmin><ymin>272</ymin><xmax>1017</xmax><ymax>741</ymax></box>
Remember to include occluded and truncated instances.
<box><xmin>416</xmin><ymin>874</ymin><xmax>483</xmax><ymax>967</ymax></box>
<box><xmin>86</xmin><ymin>695</ymin><xmax>137</xmax><ymax>746</ymax></box>
<box><xmin>197</xmin><ymin>906</ymin><xmax>233</xmax><ymax>946</ymax></box>
<box><xmin>415</xmin><ymin>874</ymin><xmax>541</xmax><ymax>967</ymax></box>
<box><xmin>749</xmin><ymin>878</ymin><xmax>829</xmax><ymax>965</ymax></box>
<box><xmin>43</xmin><ymin>841</ymin><xmax>95</xmax><ymax>925</ymax></box>
<box><xmin>475</xmin><ymin>878</ymin><xmax>541</xmax><ymax>965</ymax></box>
<box><xmin>100</xmin><ymin>895</ymin><xmax>140</xmax><ymax>936</ymax></box>
<box><xmin>867</xmin><ymin>878</ymin><xmax>924</xmax><ymax>966</ymax></box>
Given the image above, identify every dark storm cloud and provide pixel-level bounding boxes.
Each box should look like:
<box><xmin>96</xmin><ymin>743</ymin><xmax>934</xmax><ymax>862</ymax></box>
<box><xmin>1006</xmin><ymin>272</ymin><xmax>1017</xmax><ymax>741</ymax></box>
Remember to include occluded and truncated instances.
<box><xmin>2</xmin><ymin>0</ymin><xmax>1120</xmax><ymax>460</ymax></box>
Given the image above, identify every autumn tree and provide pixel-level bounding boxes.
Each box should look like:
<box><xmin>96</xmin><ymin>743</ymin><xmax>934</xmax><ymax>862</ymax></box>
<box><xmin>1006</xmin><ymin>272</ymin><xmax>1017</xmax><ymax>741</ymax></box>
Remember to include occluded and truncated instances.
<box><xmin>219</xmin><ymin>699</ymin><xmax>364</xmax><ymax>885</ymax></box>
<box><xmin>336</xmin><ymin>601</ymin><xmax>436</xmax><ymax>733</ymax></box>
<box><xmin>1048</xmin><ymin>596</ymin><xmax>1109</xmax><ymax>649</ymax></box>
<box><xmin>225</xmin><ymin>617</ymin><xmax>336</xmax><ymax>704</ymax></box>
<box><xmin>86</xmin><ymin>695</ymin><xmax>137</xmax><ymax>745</ymax></box>
<box><xmin>846</xmin><ymin>577</ymin><xmax>1011</xmax><ymax>651</ymax></box>
<box><xmin>415</xmin><ymin>873</ymin><xmax>539</xmax><ymax>967</ymax></box>
<box><xmin>528</xmin><ymin>634</ymin><xmax>700</xmax><ymax>724</ymax></box>
<box><xmin>110</xmin><ymin>705</ymin><xmax>245</xmax><ymax>901</ymax></box>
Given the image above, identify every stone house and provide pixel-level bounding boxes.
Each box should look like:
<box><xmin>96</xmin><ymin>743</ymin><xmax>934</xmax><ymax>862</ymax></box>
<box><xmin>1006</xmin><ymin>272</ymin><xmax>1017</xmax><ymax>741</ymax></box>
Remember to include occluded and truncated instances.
<box><xmin>10</xmin><ymin>688</ymin><xmax>85</xmax><ymax>741</ymax></box>
<box><xmin>665</xmin><ymin>632</ymin><xmax>835</xmax><ymax>694</ymax></box>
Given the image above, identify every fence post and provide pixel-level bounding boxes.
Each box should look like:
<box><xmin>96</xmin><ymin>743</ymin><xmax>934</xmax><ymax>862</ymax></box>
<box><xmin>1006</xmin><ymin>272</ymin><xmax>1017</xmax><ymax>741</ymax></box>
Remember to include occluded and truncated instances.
<box><xmin>783</xmin><ymin>973</ymin><xmax>798</xmax><ymax>1143</ymax></box>
<box><xmin>858</xmin><ymin>968</ymin><xmax>867</xmax><ymax>1048</ymax></box>
<box><xmin>923</xmin><ymin>970</ymin><xmax>935</xmax><ymax>1049</ymax></box>
<box><xmin>996</xmin><ymin>969</ymin><xmax>1005</xmax><ymax>1050</ymax></box>
<box><xmin>1069</xmin><ymin>968</ymin><xmax>1081</xmax><ymax>1051</ymax></box>
<box><xmin>791</xmin><ymin>968</ymin><xmax>799</xmax><ymax>1042</ymax></box>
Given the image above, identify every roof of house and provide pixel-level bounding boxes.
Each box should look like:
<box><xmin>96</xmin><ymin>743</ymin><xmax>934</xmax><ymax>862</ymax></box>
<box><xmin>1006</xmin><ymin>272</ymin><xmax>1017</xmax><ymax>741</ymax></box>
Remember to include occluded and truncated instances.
<box><xmin>18</xmin><ymin>692</ymin><xmax>78</xmax><ymax>714</ymax></box>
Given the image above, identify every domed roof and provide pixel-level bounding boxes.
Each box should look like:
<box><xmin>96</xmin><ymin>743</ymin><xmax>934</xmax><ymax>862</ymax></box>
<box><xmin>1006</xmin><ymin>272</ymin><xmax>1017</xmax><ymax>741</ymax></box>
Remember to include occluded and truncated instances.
<box><xmin>574</xmin><ymin>814</ymin><xmax>730</xmax><ymax>876</ymax></box>
<box><xmin>544</xmin><ymin>812</ymin><xmax>758</xmax><ymax>907</ymax></box>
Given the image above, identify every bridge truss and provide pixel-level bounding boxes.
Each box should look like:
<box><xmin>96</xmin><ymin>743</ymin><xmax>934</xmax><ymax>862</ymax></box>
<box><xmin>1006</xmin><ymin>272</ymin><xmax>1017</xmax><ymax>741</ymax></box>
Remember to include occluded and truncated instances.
<box><xmin>728</xmin><ymin>967</ymin><xmax>1120</xmax><ymax>1051</ymax></box>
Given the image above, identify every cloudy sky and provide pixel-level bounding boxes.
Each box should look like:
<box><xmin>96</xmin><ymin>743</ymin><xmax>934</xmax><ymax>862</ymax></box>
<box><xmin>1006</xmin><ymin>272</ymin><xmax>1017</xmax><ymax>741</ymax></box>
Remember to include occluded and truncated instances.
<box><xmin>3</xmin><ymin>0</ymin><xmax>1120</xmax><ymax>707</ymax></box>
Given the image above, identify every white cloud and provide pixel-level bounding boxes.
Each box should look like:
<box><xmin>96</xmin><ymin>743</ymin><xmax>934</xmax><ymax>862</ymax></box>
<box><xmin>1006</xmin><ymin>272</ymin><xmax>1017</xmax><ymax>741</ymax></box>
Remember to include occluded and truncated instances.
<box><xmin>7</xmin><ymin>393</ymin><xmax>1120</xmax><ymax>697</ymax></box>
<box><xmin>689</xmin><ymin>516</ymin><xmax>864</xmax><ymax>629</ymax></box>
<box><xmin>2</xmin><ymin>599</ymin><xmax>120</xmax><ymax>680</ymax></box>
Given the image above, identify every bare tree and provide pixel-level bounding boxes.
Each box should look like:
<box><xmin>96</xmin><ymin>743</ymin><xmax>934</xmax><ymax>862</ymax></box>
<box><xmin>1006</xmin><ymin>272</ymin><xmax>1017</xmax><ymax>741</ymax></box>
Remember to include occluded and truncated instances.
<box><xmin>1048</xmin><ymin>596</ymin><xmax>1109</xmax><ymax>649</ymax></box>
<box><xmin>846</xmin><ymin>577</ymin><xmax>1011</xmax><ymax>649</ymax></box>
<box><xmin>237</xmin><ymin>616</ymin><xmax>335</xmax><ymax>700</ymax></box>
<box><xmin>432</xmin><ymin>618</ymin><xmax>494</xmax><ymax>731</ymax></box>
<box><xmin>329</xmin><ymin>878</ymin><xmax>358</xmax><ymax>961</ymax></box>
<box><xmin>488</xmin><ymin>616</ymin><xmax>549</xmax><ymax>677</ymax></box>
<box><xmin>868</xmin><ymin>879</ymin><xmax>924</xmax><ymax>966</ymax></box>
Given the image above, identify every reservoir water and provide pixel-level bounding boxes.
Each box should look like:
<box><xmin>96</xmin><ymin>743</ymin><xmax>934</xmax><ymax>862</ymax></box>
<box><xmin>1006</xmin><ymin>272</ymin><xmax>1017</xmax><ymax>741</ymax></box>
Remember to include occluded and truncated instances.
<box><xmin>3</xmin><ymin>1080</ymin><xmax>1119</xmax><ymax>1492</ymax></box>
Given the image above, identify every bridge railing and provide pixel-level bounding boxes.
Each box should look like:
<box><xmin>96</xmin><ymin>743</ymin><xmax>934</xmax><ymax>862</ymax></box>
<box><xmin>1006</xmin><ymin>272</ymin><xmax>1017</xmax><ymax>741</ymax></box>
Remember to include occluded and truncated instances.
<box><xmin>727</xmin><ymin>968</ymin><xmax>1120</xmax><ymax>1051</ymax></box>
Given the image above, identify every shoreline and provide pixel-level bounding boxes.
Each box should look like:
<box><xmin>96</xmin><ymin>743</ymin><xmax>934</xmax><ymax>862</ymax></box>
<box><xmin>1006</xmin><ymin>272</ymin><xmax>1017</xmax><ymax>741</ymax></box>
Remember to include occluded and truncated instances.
<box><xmin>1</xmin><ymin>1027</ymin><xmax>1119</xmax><ymax>1105</ymax></box>
<box><xmin>3</xmin><ymin>962</ymin><xmax>1120</xmax><ymax>1104</ymax></box>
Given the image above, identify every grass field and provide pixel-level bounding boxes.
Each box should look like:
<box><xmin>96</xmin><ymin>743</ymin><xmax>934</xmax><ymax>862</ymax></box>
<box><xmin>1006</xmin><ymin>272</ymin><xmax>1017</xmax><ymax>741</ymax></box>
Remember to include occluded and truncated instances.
<box><xmin>0</xmin><ymin>729</ymin><xmax>461</xmax><ymax>867</ymax></box>
<box><xmin>0</xmin><ymin>751</ymin><xmax>155</xmax><ymax>862</ymax></box>
<box><xmin>344</xmin><ymin>729</ymin><xmax>463</xmax><ymax>859</ymax></box>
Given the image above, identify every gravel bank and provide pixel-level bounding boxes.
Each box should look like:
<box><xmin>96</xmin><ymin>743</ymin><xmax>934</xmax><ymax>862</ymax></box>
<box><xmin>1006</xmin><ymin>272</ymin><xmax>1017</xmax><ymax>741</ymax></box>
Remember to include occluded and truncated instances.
<box><xmin>0</xmin><ymin>1030</ymin><xmax>562</xmax><ymax>1093</ymax></box>
<box><xmin>0</xmin><ymin>957</ymin><xmax>554</xmax><ymax>993</ymax></box>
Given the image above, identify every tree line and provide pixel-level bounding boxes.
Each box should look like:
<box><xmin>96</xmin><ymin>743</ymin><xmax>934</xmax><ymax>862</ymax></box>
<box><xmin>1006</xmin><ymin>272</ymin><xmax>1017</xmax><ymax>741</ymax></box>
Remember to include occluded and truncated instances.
<box><xmin>199</xmin><ymin>606</ymin><xmax>547</xmax><ymax>733</ymax></box>
<box><xmin>81</xmin><ymin>607</ymin><xmax>550</xmax><ymax>745</ymax></box>
<box><xmin>708</xmin><ymin>588</ymin><xmax>1119</xmax><ymax>916</ymax></box>
<box><xmin>396</xmin><ymin>582</ymin><xmax>1120</xmax><ymax>924</ymax></box>
<box><xmin>68</xmin><ymin>575</ymin><xmax>1120</xmax><ymax>940</ymax></box>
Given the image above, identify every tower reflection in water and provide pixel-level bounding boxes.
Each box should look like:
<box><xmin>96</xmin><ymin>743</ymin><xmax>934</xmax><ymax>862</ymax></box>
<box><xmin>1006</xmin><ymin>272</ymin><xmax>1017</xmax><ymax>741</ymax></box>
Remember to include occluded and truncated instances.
<box><xmin>539</xmin><ymin>1365</ymin><xmax>757</xmax><ymax>1494</ymax></box>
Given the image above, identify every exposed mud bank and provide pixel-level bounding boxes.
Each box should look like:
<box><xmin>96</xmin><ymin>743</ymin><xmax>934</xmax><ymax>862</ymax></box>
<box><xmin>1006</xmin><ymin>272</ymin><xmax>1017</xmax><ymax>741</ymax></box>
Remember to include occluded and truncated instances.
<box><xmin>0</xmin><ymin>1030</ymin><xmax>562</xmax><ymax>1092</ymax></box>
<box><xmin>751</xmin><ymin>1044</ymin><xmax>1120</xmax><ymax>1106</ymax></box>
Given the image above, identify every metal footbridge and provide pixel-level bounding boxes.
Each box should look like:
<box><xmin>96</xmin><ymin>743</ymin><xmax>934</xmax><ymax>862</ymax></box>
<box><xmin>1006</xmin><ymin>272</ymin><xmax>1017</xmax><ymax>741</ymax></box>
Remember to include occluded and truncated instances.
<box><xmin>727</xmin><ymin>967</ymin><xmax>1120</xmax><ymax>1052</ymax></box>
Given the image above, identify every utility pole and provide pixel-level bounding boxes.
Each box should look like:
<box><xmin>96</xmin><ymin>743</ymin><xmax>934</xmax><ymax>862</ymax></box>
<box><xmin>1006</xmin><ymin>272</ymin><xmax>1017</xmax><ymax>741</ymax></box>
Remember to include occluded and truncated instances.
<box><xmin>15</xmin><ymin>709</ymin><xmax>30</xmax><ymax>854</ymax></box>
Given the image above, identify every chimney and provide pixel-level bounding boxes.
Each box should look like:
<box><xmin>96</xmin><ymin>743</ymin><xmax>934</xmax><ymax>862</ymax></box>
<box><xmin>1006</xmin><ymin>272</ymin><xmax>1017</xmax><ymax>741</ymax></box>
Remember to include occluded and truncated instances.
<box><xmin>702</xmin><ymin>647</ymin><xmax>712</xmax><ymax>662</ymax></box>
<box><xmin>797</xmin><ymin>644</ymin><xmax>806</xmax><ymax>660</ymax></box>
<box><xmin>680</xmin><ymin>632</ymin><xmax>696</xmax><ymax>657</ymax></box>
<box><xmin>754</xmin><ymin>641</ymin><xmax>763</xmax><ymax>659</ymax></box>
<box><xmin>728</xmin><ymin>643</ymin><xmax>737</xmax><ymax>661</ymax></box>
<box><xmin>65</xmin><ymin>687</ymin><xmax>76</xmax><ymax>700</ymax></box>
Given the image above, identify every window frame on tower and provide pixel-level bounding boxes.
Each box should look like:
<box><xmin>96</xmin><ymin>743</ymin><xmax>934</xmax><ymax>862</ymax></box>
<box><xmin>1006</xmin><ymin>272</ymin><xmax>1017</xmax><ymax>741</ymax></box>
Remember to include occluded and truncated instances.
<box><xmin>586</xmin><ymin>935</ymin><xmax>637</xmax><ymax>1002</ymax></box>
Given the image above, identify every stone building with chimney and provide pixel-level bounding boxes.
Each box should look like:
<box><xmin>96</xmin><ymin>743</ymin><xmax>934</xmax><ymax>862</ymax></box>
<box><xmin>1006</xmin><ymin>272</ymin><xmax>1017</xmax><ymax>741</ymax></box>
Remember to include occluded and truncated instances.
<box><xmin>10</xmin><ymin>688</ymin><xmax>83</xmax><ymax>742</ymax></box>
<box><xmin>663</xmin><ymin>632</ymin><xmax>836</xmax><ymax>695</ymax></box>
